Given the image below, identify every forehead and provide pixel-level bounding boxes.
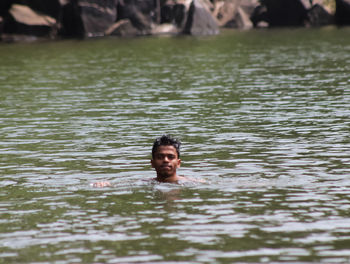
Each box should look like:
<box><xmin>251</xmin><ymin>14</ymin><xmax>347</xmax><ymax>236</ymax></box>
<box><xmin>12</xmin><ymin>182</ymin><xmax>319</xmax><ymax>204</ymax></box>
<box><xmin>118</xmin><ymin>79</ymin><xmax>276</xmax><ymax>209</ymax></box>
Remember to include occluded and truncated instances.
<box><xmin>155</xmin><ymin>145</ymin><xmax>178</xmax><ymax>156</ymax></box>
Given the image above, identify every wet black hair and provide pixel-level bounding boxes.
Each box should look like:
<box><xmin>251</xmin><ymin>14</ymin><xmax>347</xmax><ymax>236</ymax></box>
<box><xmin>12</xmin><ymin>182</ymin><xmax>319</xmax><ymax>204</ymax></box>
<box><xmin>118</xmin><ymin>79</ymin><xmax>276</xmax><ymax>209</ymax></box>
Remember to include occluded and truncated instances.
<box><xmin>152</xmin><ymin>135</ymin><xmax>181</xmax><ymax>158</ymax></box>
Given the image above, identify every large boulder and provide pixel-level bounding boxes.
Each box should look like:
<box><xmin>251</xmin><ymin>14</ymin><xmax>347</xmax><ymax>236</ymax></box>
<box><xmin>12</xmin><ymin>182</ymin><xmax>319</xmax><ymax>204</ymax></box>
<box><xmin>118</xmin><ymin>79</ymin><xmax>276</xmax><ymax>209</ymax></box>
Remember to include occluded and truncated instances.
<box><xmin>307</xmin><ymin>3</ymin><xmax>334</xmax><ymax>26</ymax></box>
<box><xmin>117</xmin><ymin>0</ymin><xmax>155</xmax><ymax>35</ymax></box>
<box><xmin>12</xmin><ymin>0</ymin><xmax>62</xmax><ymax>19</ymax></box>
<box><xmin>300</xmin><ymin>0</ymin><xmax>335</xmax><ymax>26</ymax></box>
<box><xmin>2</xmin><ymin>4</ymin><xmax>57</xmax><ymax>37</ymax></box>
<box><xmin>260</xmin><ymin>0</ymin><xmax>308</xmax><ymax>27</ymax></box>
<box><xmin>234</xmin><ymin>6</ymin><xmax>254</xmax><ymax>29</ymax></box>
<box><xmin>213</xmin><ymin>1</ymin><xmax>234</xmax><ymax>27</ymax></box>
<box><xmin>79</xmin><ymin>0</ymin><xmax>117</xmax><ymax>37</ymax></box>
<box><xmin>182</xmin><ymin>0</ymin><xmax>219</xmax><ymax>35</ymax></box>
<box><xmin>161</xmin><ymin>1</ymin><xmax>188</xmax><ymax>28</ymax></box>
<box><xmin>213</xmin><ymin>0</ymin><xmax>259</xmax><ymax>29</ymax></box>
<box><xmin>300</xmin><ymin>0</ymin><xmax>335</xmax><ymax>12</ymax></box>
<box><xmin>335</xmin><ymin>0</ymin><xmax>350</xmax><ymax>25</ymax></box>
<box><xmin>250</xmin><ymin>5</ymin><xmax>269</xmax><ymax>27</ymax></box>
<box><xmin>60</xmin><ymin>0</ymin><xmax>117</xmax><ymax>37</ymax></box>
<box><xmin>59</xmin><ymin>1</ymin><xmax>83</xmax><ymax>37</ymax></box>
<box><xmin>252</xmin><ymin>0</ymin><xmax>335</xmax><ymax>27</ymax></box>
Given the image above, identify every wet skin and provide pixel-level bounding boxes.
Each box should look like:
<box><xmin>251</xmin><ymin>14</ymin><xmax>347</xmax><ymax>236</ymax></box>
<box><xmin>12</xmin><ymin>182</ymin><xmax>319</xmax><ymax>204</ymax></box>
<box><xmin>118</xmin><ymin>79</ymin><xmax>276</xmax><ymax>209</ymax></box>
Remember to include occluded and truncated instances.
<box><xmin>151</xmin><ymin>145</ymin><xmax>184</xmax><ymax>183</ymax></box>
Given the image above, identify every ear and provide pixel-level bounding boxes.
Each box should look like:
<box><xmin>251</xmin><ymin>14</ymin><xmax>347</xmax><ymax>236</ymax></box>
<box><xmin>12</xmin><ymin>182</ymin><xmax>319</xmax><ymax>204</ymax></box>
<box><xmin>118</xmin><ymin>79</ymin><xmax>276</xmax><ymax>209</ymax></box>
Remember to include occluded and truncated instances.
<box><xmin>151</xmin><ymin>159</ymin><xmax>155</xmax><ymax>168</ymax></box>
<box><xmin>177</xmin><ymin>159</ymin><xmax>181</xmax><ymax>168</ymax></box>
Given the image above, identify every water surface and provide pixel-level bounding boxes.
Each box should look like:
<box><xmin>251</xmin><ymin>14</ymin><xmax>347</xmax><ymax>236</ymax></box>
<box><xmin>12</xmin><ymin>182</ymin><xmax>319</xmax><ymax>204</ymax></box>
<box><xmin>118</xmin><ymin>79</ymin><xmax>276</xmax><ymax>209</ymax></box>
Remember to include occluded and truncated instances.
<box><xmin>1</xmin><ymin>27</ymin><xmax>350</xmax><ymax>263</ymax></box>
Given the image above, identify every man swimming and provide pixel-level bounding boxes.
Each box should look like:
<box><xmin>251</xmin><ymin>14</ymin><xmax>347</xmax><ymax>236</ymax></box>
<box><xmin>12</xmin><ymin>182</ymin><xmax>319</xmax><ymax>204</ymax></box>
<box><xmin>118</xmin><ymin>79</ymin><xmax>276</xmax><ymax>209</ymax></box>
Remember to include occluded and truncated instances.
<box><xmin>92</xmin><ymin>135</ymin><xmax>201</xmax><ymax>187</ymax></box>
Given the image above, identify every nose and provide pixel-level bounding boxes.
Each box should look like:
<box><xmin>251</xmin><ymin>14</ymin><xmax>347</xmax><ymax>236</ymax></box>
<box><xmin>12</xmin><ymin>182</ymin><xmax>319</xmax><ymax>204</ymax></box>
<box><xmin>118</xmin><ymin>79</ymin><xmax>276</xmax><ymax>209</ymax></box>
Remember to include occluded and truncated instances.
<box><xmin>162</xmin><ymin>155</ymin><xmax>172</xmax><ymax>162</ymax></box>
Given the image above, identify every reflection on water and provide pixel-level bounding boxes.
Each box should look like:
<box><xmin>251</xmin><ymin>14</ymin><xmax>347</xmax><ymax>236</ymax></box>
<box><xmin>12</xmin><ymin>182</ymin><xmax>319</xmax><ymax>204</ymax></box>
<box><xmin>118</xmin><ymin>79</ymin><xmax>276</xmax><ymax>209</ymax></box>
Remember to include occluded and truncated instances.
<box><xmin>1</xmin><ymin>28</ymin><xmax>350</xmax><ymax>263</ymax></box>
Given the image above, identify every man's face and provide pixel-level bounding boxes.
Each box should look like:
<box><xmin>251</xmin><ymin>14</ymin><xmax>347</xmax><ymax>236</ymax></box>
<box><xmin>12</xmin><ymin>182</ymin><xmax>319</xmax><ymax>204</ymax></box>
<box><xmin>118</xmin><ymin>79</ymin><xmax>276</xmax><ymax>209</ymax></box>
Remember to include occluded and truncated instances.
<box><xmin>151</xmin><ymin>145</ymin><xmax>181</xmax><ymax>178</ymax></box>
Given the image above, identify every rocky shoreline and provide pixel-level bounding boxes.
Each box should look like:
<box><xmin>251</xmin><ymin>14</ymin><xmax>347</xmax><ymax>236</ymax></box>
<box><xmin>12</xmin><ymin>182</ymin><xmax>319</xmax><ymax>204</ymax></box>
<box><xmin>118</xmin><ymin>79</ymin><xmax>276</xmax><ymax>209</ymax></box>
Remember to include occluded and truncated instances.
<box><xmin>0</xmin><ymin>0</ymin><xmax>349</xmax><ymax>42</ymax></box>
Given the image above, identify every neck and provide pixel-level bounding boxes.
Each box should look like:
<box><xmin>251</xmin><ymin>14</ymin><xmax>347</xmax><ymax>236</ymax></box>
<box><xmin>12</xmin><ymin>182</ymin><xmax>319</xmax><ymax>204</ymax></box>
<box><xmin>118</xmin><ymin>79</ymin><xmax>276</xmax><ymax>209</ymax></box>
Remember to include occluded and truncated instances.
<box><xmin>156</xmin><ymin>174</ymin><xmax>180</xmax><ymax>183</ymax></box>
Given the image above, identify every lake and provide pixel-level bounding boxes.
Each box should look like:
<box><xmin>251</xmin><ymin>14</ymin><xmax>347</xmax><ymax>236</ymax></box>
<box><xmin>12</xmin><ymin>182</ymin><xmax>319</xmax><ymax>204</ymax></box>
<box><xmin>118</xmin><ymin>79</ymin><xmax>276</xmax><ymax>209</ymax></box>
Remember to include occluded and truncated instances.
<box><xmin>1</xmin><ymin>27</ymin><xmax>350</xmax><ymax>263</ymax></box>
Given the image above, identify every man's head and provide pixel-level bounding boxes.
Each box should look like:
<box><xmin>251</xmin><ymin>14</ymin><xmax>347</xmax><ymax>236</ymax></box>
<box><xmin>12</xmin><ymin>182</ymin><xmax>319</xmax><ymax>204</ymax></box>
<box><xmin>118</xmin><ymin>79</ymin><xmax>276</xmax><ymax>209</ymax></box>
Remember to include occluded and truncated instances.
<box><xmin>152</xmin><ymin>135</ymin><xmax>181</xmax><ymax>159</ymax></box>
<box><xmin>151</xmin><ymin>135</ymin><xmax>181</xmax><ymax>180</ymax></box>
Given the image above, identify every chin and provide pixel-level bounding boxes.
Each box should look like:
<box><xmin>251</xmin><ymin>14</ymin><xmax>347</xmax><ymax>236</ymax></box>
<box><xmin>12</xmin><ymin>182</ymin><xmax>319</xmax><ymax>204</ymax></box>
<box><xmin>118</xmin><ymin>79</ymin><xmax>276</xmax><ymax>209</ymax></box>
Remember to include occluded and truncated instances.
<box><xmin>158</xmin><ymin>173</ymin><xmax>172</xmax><ymax>179</ymax></box>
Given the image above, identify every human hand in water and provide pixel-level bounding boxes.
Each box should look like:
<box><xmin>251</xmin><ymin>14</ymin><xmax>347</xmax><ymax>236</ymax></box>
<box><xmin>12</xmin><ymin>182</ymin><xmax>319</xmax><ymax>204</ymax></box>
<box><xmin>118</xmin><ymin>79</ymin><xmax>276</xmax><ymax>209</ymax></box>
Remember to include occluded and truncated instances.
<box><xmin>92</xmin><ymin>181</ymin><xmax>112</xmax><ymax>188</ymax></box>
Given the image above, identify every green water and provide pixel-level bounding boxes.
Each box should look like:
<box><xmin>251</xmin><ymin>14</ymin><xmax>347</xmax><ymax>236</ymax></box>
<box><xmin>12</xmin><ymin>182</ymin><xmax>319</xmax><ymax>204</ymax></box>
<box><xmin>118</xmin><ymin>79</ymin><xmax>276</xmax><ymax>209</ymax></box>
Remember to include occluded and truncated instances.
<box><xmin>1</xmin><ymin>27</ymin><xmax>350</xmax><ymax>263</ymax></box>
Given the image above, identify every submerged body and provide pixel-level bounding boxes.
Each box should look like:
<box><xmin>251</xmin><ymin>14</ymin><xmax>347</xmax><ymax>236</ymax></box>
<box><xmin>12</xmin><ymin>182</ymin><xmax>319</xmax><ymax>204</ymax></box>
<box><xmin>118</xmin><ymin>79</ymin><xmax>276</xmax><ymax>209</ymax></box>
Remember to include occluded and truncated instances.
<box><xmin>92</xmin><ymin>135</ymin><xmax>203</xmax><ymax>187</ymax></box>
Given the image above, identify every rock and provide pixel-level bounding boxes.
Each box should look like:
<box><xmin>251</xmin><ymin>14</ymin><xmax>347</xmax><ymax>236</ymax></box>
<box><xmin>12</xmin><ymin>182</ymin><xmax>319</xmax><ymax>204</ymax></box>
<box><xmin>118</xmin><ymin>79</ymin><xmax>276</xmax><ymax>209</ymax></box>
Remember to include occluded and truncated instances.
<box><xmin>161</xmin><ymin>1</ymin><xmax>188</xmax><ymax>28</ymax></box>
<box><xmin>213</xmin><ymin>1</ymin><xmax>237</xmax><ymax>27</ymax></box>
<box><xmin>105</xmin><ymin>18</ymin><xmax>139</xmax><ymax>36</ymax></box>
<box><xmin>117</xmin><ymin>0</ymin><xmax>154</xmax><ymax>35</ymax></box>
<box><xmin>234</xmin><ymin>6</ymin><xmax>254</xmax><ymax>29</ymax></box>
<box><xmin>200</xmin><ymin>0</ymin><xmax>215</xmax><ymax>11</ymax></box>
<box><xmin>79</xmin><ymin>0</ymin><xmax>117</xmax><ymax>37</ymax></box>
<box><xmin>3</xmin><ymin>4</ymin><xmax>57</xmax><ymax>37</ymax></box>
<box><xmin>183</xmin><ymin>0</ymin><xmax>219</xmax><ymax>35</ymax></box>
<box><xmin>12</xmin><ymin>0</ymin><xmax>62</xmax><ymax>19</ymax></box>
<box><xmin>335</xmin><ymin>0</ymin><xmax>350</xmax><ymax>25</ymax></box>
<box><xmin>174</xmin><ymin>3</ymin><xmax>188</xmax><ymax>27</ymax></box>
<box><xmin>59</xmin><ymin>0</ymin><xmax>70</xmax><ymax>4</ymax></box>
<box><xmin>9</xmin><ymin>4</ymin><xmax>56</xmax><ymax>26</ymax></box>
<box><xmin>0</xmin><ymin>33</ymin><xmax>42</xmax><ymax>42</ymax></box>
<box><xmin>0</xmin><ymin>0</ymin><xmax>13</xmax><ymax>16</ymax></box>
<box><xmin>307</xmin><ymin>3</ymin><xmax>334</xmax><ymax>26</ymax></box>
<box><xmin>300</xmin><ymin>0</ymin><xmax>335</xmax><ymax>14</ymax></box>
<box><xmin>238</xmin><ymin>0</ymin><xmax>261</xmax><ymax>17</ymax></box>
<box><xmin>0</xmin><ymin>16</ymin><xmax>3</xmax><ymax>38</ymax></box>
<box><xmin>260</xmin><ymin>0</ymin><xmax>308</xmax><ymax>27</ymax></box>
<box><xmin>59</xmin><ymin>2</ymin><xmax>83</xmax><ymax>37</ymax></box>
<box><xmin>251</xmin><ymin>5</ymin><xmax>269</xmax><ymax>27</ymax></box>
<box><xmin>213</xmin><ymin>0</ymin><xmax>259</xmax><ymax>29</ymax></box>
<box><xmin>299</xmin><ymin>0</ymin><xmax>315</xmax><ymax>9</ymax></box>
<box><xmin>60</xmin><ymin>0</ymin><xmax>117</xmax><ymax>38</ymax></box>
<box><xmin>161</xmin><ymin>2</ymin><xmax>175</xmax><ymax>23</ymax></box>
